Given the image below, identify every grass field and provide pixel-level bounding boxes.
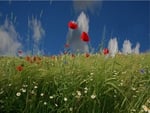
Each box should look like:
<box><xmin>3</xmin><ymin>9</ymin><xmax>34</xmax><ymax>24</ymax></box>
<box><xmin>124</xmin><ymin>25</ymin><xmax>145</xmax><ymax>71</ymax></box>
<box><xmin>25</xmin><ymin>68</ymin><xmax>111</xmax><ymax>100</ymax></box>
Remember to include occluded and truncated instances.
<box><xmin>0</xmin><ymin>53</ymin><xmax>150</xmax><ymax>113</ymax></box>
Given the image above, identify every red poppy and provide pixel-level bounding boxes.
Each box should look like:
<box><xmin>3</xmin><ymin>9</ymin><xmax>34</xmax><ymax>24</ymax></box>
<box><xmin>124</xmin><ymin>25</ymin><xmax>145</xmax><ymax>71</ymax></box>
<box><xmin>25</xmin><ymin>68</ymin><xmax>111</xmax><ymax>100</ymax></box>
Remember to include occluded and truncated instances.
<box><xmin>68</xmin><ymin>21</ymin><xmax>78</xmax><ymax>29</ymax></box>
<box><xmin>81</xmin><ymin>32</ymin><xmax>90</xmax><ymax>42</ymax></box>
<box><xmin>18</xmin><ymin>50</ymin><xmax>22</xmax><ymax>54</ymax></box>
<box><xmin>85</xmin><ymin>53</ymin><xmax>90</xmax><ymax>58</ymax></box>
<box><xmin>64</xmin><ymin>51</ymin><xmax>67</xmax><ymax>55</ymax></box>
<box><xmin>33</xmin><ymin>56</ymin><xmax>37</xmax><ymax>62</ymax></box>
<box><xmin>25</xmin><ymin>56</ymin><xmax>31</xmax><ymax>62</ymax></box>
<box><xmin>51</xmin><ymin>56</ymin><xmax>56</xmax><ymax>60</ymax></box>
<box><xmin>16</xmin><ymin>65</ymin><xmax>23</xmax><ymax>71</ymax></box>
<box><xmin>65</xmin><ymin>44</ymin><xmax>70</xmax><ymax>48</ymax></box>
<box><xmin>103</xmin><ymin>48</ymin><xmax>109</xmax><ymax>55</ymax></box>
<box><xmin>37</xmin><ymin>57</ymin><xmax>41</xmax><ymax>61</ymax></box>
<box><xmin>71</xmin><ymin>54</ymin><xmax>75</xmax><ymax>58</ymax></box>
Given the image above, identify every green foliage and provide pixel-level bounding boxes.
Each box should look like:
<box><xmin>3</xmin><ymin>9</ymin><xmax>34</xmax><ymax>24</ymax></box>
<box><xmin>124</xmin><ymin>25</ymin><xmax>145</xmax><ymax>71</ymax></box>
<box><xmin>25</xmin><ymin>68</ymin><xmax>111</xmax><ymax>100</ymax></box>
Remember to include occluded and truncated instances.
<box><xmin>0</xmin><ymin>54</ymin><xmax>150</xmax><ymax>113</ymax></box>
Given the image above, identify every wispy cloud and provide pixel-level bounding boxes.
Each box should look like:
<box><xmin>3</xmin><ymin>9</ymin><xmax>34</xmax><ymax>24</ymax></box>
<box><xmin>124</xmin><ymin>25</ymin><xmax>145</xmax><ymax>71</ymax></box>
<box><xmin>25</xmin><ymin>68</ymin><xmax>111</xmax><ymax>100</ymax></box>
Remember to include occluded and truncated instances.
<box><xmin>28</xmin><ymin>16</ymin><xmax>45</xmax><ymax>43</ymax></box>
<box><xmin>122</xmin><ymin>40</ymin><xmax>140</xmax><ymax>55</ymax></box>
<box><xmin>28</xmin><ymin>16</ymin><xmax>45</xmax><ymax>55</ymax></box>
<box><xmin>73</xmin><ymin>0</ymin><xmax>102</xmax><ymax>14</ymax></box>
<box><xmin>77</xmin><ymin>11</ymin><xmax>89</xmax><ymax>33</ymax></box>
<box><xmin>132</xmin><ymin>42</ymin><xmax>140</xmax><ymax>54</ymax></box>
<box><xmin>0</xmin><ymin>18</ymin><xmax>21</xmax><ymax>56</ymax></box>
<box><xmin>122</xmin><ymin>40</ymin><xmax>132</xmax><ymax>55</ymax></box>
<box><xmin>108</xmin><ymin>38</ymin><xmax>118</xmax><ymax>57</ymax></box>
<box><xmin>67</xmin><ymin>11</ymin><xmax>89</xmax><ymax>53</ymax></box>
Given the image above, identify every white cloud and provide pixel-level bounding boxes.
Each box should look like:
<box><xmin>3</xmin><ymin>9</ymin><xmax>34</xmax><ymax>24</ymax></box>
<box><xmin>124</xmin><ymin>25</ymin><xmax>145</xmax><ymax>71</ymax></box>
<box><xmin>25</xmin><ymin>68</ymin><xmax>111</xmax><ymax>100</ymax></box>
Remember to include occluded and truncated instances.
<box><xmin>28</xmin><ymin>16</ymin><xmax>45</xmax><ymax>44</ymax></box>
<box><xmin>73</xmin><ymin>0</ymin><xmax>102</xmax><ymax>14</ymax></box>
<box><xmin>0</xmin><ymin>18</ymin><xmax>21</xmax><ymax>56</ymax></box>
<box><xmin>122</xmin><ymin>40</ymin><xmax>132</xmax><ymax>55</ymax></box>
<box><xmin>77</xmin><ymin>11</ymin><xmax>89</xmax><ymax>33</ymax></box>
<box><xmin>108</xmin><ymin>38</ymin><xmax>118</xmax><ymax>57</ymax></box>
<box><xmin>122</xmin><ymin>40</ymin><xmax>140</xmax><ymax>55</ymax></box>
<box><xmin>132</xmin><ymin>42</ymin><xmax>140</xmax><ymax>54</ymax></box>
<box><xmin>28</xmin><ymin>16</ymin><xmax>45</xmax><ymax>55</ymax></box>
<box><xmin>66</xmin><ymin>11</ymin><xmax>89</xmax><ymax>53</ymax></box>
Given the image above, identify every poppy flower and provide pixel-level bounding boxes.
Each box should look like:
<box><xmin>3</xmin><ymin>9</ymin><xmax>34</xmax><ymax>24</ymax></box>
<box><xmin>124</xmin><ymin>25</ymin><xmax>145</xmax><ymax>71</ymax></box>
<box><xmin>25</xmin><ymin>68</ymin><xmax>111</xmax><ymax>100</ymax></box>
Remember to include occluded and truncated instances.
<box><xmin>25</xmin><ymin>56</ymin><xmax>31</xmax><ymax>62</ymax></box>
<box><xmin>64</xmin><ymin>51</ymin><xmax>68</xmax><ymax>55</ymax></box>
<box><xmin>37</xmin><ymin>57</ymin><xmax>41</xmax><ymax>61</ymax></box>
<box><xmin>65</xmin><ymin>44</ymin><xmax>70</xmax><ymax>48</ymax></box>
<box><xmin>51</xmin><ymin>56</ymin><xmax>56</xmax><ymax>60</ymax></box>
<box><xmin>71</xmin><ymin>54</ymin><xmax>75</xmax><ymax>58</ymax></box>
<box><xmin>81</xmin><ymin>32</ymin><xmax>90</xmax><ymax>42</ymax></box>
<box><xmin>33</xmin><ymin>56</ymin><xmax>37</xmax><ymax>62</ymax></box>
<box><xmin>85</xmin><ymin>53</ymin><xmax>90</xmax><ymax>58</ymax></box>
<box><xmin>18</xmin><ymin>50</ymin><xmax>22</xmax><ymax>54</ymax></box>
<box><xmin>103</xmin><ymin>48</ymin><xmax>109</xmax><ymax>55</ymax></box>
<box><xmin>18</xmin><ymin>50</ymin><xmax>23</xmax><ymax>57</ymax></box>
<box><xmin>68</xmin><ymin>21</ymin><xmax>78</xmax><ymax>29</ymax></box>
<box><xmin>16</xmin><ymin>65</ymin><xmax>23</xmax><ymax>71</ymax></box>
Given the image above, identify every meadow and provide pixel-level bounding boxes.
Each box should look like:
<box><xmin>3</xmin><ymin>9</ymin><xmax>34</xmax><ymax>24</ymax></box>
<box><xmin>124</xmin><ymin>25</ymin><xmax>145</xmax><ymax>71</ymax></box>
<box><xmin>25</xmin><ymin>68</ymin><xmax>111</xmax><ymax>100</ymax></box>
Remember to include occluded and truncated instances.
<box><xmin>0</xmin><ymin>53</ymin><xmax>150</xmax><ymax>113</ymax></box>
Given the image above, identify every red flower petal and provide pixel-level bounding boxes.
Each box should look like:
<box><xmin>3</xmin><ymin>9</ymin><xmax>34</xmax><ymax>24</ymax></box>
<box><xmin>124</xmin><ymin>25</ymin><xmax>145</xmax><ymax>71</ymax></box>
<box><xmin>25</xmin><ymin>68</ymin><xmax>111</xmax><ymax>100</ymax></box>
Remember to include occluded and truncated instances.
<box><xmin>65</xmin><ymin>44</ymin><xmax>70</xmax><ymax>48</ymax></box>
<box><xmin>68</xmin><ymin>21</ymin><xmax>78</xmax><ymax>29</ymax></box>
<box><xmin>71</xmin><ymin>54</ymin><xmax>75</xmax><ymax>58</ymax></box>
<box><xmin>103</xmin><ymin>48</ymin><xmax>109</xmax><ymax>55</ymax></box>
<box><xmin>16</xmin><ymin>65</ymin><xmax>23</xmax><ymax>71</ymax></box>
<box><xmin>25</xmin><ymin>56</ymin><xmax>31</xmax><ymax>62</ymax></box>
<box><xmin>85</xmin><ymin>53</ymin><xmax>90</xmax><ymax>58</ymax></box>
<box><xmin>81</xmin><ymin>32</ymin><xmax>90</xmax><ymax>42</ymax></box>
<box><xmin>18</xmin><ymin>50</ymin><xmax>22</xmax><ymax>54</ymax></box>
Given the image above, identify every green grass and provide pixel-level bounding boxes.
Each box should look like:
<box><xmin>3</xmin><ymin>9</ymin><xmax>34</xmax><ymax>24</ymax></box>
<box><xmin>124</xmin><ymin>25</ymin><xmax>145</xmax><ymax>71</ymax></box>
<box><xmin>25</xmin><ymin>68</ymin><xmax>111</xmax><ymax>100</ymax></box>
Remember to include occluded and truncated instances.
<box><xmin>0</xmin><ymin>54</ymin><xmax>150</xmax><ymax>113</ymax></box>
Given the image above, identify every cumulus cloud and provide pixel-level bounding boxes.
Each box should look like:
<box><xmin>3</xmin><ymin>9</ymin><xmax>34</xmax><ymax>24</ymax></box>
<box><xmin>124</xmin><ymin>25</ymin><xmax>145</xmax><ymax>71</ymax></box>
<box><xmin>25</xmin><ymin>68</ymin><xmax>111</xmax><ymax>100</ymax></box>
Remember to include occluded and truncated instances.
<box><xmin>122</xmin><ymin>40</ymin><xmax>132</xmax><ymax>55</ymax></box>
<box><xmin>108</xmin><ymin>38</ymin><xmax>118</xmax><ymax>57</ymax></box>
<box><xmin>66</xmin><ymin>11</ymin><xmax>89</xmax><ymax>53</ymax></box>
<box><xmin>0</xmin><ymin>18</ymin><xmax>21</xmax><ymax>56</ymax></box>
<box><xmin>73</xmin><ymin>0</ymin><xmax>102</xmax><ymax>14</ymax></box>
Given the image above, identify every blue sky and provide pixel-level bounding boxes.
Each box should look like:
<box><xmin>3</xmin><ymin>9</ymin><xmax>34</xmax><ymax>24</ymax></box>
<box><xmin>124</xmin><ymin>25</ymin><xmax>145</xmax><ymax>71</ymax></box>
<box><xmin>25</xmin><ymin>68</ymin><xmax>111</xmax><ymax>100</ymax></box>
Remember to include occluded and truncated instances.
<box><xmin>0</xmin><ymin>1</ymin><xmax>149</xmax><ymax>55</ymax></box>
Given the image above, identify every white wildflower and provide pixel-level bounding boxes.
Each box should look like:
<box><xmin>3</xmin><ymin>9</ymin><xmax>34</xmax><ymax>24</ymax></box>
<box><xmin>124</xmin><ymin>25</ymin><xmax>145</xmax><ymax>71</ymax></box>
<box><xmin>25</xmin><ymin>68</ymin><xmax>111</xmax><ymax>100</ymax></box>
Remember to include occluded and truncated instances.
<box><xmin>91</xmin><ymin>94</ymin><xmax>96</xmax><ymax>99</ymax></box>
<box><xmin>131</xmin><ymin>87</ymin><xmax>136</xmax><ymax>91</ymax></box>
<box><xmin>69</xmin><ymin>107</ymin><xmax>73</xmax><ymax>111</ymax></box>
<box><xmin>22</xmin><ymin>84</ymin><xmax>28</xmax><ymax>88</ymax></box>
<box><xmin>43</xmin><ymin>102</ymin><xmax>47</xmax><ymax>105</ymax></box>
<box><xmin>76</xmin><ymin>91</ymin><xmax>81</xmax><ymax>96</ymax></box>
<box><xmin>20</xmin><ymin>88</ymin><xmax>26</xmax><ymax>93</ymax></box>
<box><xmin>90</xmin><ymin>78</ymin><xmax>93</xmax><ymax>81</ymax></box>
<box><xmin>132</xmin><ymin>95</ymin><xmax>137</xmax><ymax>98</ymax></box>
<box><xmin>84</xmin><ymin>87</ymin><xmax>88</xmax><ymax>91</ymax></box>
<box><xmin>90</xmin><ymin>73</ymin><xmax>94</xmax><ymax>75</ymax></box>
<box><xmin>49</xmin><ymin>96</ymin><xmax>54</xmax><ymax>99</ymax></box>
<box><xmin>40</xmin><ymin>93</ymin><xmax>44</xmax><ymax>96</ymax></box>
<box><xmin>120</xmin><ymin>82</ymin><xmax>123</xmax><ymax>86</ymax></box>
<box><xmin>34</xmin><ymin>86</ymin><xmax>38</xmax><ymax>89</ymax></box>
<box><xmin>16</xmin><ymin>92</ymin><xmax>21</xmax><ymax>97</ymax></box>
<box><xmin>55</xmin><ymin>103</ymin><xmax>58</xmax><ymax>107</ymax></box>
<box><xmin>0</xmin><ymin>90</ymin><xmax>4</xmax><ymax>95</ymax></box>
<box><xmin>64</xmin><ymin>97</ymin><xmax>68</xmax><ymax>102</ymax></box>
<box><xmin>142</xmin><ymin>105</ymin><xmax>150</xmax><ymax>112</ymax></box>
<box><xmin>84</xmin><ymin>90</ymin><xmax>87</xmax><ymax>94</ymax></box>
<box><xmin>31</xmin><ymin>90</ymin><xmax>35</xmax><ymax>95</ymax></box>
<box><xmin>75</xmin><ymin>90</ymin><xmax>82</xmax><ymax>98</ymax></box>
<box><xmin>131</xmin><ymin>109</ymin><xmax>136</xmax><ymax>112</ymax></box>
